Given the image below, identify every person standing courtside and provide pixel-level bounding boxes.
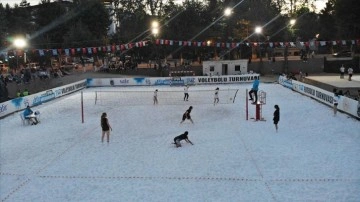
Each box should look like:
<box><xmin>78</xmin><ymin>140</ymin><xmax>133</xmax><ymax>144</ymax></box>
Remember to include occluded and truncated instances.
<box><xmin>101</xmin><ymin>112</ymin><xmax>112</xmax><ymax>143</ymax></box>
<box><xmin>348</xmin><ymin>67</ymin><xmax>353</xmax><ymax>81</ymax></box>
<box><xmin>340</xmin><ymin>64</ymin><xmax>345</xmax><ymax>79</ymax></box>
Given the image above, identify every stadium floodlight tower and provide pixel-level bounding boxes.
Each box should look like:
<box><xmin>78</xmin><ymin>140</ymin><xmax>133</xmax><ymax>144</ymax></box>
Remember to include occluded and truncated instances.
<box><xmin>13</xmin><ymin>37</ymin><xmax>27</xmax><ymax>70</ymax></box>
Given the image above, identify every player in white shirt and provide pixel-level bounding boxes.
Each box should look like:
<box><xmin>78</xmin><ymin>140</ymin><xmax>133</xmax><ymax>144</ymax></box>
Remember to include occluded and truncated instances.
<box><xmin>184</xmin><ymin>85</ymin><xmax>189</xmax><ymax>101</ymax></box>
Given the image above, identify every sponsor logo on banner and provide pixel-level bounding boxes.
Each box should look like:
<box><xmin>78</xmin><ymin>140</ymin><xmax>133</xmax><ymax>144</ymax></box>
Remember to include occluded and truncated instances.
<box><xmin>119</xmin><ymin>79</ymin><xmax>129</xmax><ymax>85</ymax></box>
<box><xmin>170</xmin><ymin>77</ymin><xmax>185</xmax><ymax>86</ymax></box>
<box><xmin>33</xmin><ymin>90</ymin><xmax>56</xmax><ymax>105</ymax></box>
<box><xmin>279</xmin><ymin>76</ymin><xmax>293</xmax><ymax>89</ymax></box>
<box><xmin>0</xmin><ymin>103</ymin><xmax>7</xmax><ymax>114</ymax></box>
<box><xmin>134</xmin><ymin>78</ymin><xmax>146</xmax><ymax>85</ymax></box>
<box><xmin>155</xmin><ymin>79</ymin><xmax>171</xmax><ymax>85</ymax></box>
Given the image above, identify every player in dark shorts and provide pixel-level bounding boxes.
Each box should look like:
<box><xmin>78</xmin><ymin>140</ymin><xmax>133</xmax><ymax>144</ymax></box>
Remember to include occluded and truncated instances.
<box><xmin>273</xmin><ymin>105</ymin><xmax>280</xmax><ymax>132</ymax></box>
<box><xmin>180</xmin><ymin>106</ymin><xmax>193</xmax><ymax>124</ymax></box>
<box><xmin>173</xmin><ymin>131</ymin><xmax>193</xmax><ymax>147</ymax></box>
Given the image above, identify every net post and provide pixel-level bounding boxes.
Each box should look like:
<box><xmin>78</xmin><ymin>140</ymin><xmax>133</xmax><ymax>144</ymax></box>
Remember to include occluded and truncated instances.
<box><xmin>81</xmin><ymin>91</ymin><xmax>84</xmax><ymax>123</ymax></box>
<box><xmin>246</xmin><ymin>89</ymin><xmax>248</xmax><ymax>120</ymax></box>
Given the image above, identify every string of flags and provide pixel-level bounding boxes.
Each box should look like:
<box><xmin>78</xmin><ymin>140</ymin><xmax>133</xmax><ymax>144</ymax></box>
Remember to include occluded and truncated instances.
<box><xmin>11</xmin><ymin>38</ymin><xmax>360</xmax><ymax>56</ymax></box>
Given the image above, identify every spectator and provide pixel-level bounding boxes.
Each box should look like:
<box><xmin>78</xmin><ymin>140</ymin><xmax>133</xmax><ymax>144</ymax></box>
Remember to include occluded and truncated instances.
<box><xmin>348</xmin><ymin>67</ymin><xmax>353</xmax><ymax>81</ymax></box>
<box><xmin>16</xmin><ymin>90</ymin><xmax>22</xmax><ymax>97</ymax></box>
<box><xmin>340</xmin><ymin>64</ymin><xmax>345</xmax><ymax>79</ymax></box>
<box><xmin>22</xmin><ymin>89</ymin><xmax>29</xmax><ymax>96</ymax></box>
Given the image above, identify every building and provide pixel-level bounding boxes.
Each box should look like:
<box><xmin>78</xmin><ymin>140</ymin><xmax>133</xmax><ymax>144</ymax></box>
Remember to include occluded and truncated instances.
<box><xmin>202</xmin><ymin>59</ymin><xmax>248</xmax><ymax>76</ymax></box>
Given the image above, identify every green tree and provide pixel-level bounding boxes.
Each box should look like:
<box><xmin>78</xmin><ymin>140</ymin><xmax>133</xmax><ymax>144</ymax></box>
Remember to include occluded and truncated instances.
<box><xmin>72</xmin><ymin>0</ymin><xmax>111</xmax><ymax>40</ymax></box>
<box><xmin>334</xmin><ymin>0</ymin><xmax>360</xmax><ymax>39</ymax></box>
<box><xmin>0</xmin><ymin>4</ymin><xmax>9</xmax><ymax>49</ymax></box>
<box><xmin>292</xmin><ymin>7</ymin><xmax>319</xmax><ymax>41</ymax></box>
<box><xmin>318</xmin><ymin>0</ymin><xmax>336</xmax><ymax>40</ymax></box>
<box><xmin>63</xmin><ymin>21</ymin><xmax>97</xmax><ymax>48</ymax></box>
<box><xmin>33</xmin><ymin>0</ymin><xmax>68</xmax><ymax>49</ymax></box>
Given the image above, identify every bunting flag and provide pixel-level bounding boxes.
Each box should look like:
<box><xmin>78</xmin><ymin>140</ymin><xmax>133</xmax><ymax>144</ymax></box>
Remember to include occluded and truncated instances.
<box><xmin>39</xmin><ymin>49</ymin><xmax>44</xmax><ymax>56</ymax></box>
<box><xmin>7</xmin><ymin>38</ymin><xmax>360</xmax><ymax>57</ymax></box>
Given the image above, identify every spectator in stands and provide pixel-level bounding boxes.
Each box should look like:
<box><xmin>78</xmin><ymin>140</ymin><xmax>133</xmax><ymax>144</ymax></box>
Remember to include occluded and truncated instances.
<box><xmin>348</xmin><ymin>67</ymin><xmax>353</xmax><ymax>81</ymax></box>
<box><xmin>16</xmin><ymin>90</ymin><xmax>22</xmax><ymax>97</ymax></box>
<box><xmin>249</xmin><ymin>77</ymin><xmax>260</xmax><ymax>104</ymax></box>
<box><xmin>23</xmin><ymin>105</ymin><xmax>39</xmax><ymax>125</ymax></box>
<box><xmin>22</xmin><ymin>89</ymin><xmax>29</xmax><ymax>96</ymax></box>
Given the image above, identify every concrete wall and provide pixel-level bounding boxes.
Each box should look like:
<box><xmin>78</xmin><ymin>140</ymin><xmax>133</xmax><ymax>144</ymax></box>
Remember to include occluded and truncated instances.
<box><xmin>247</xmin><ymin>57</ymin><xmax>325</xmax><ymax>75</ymax></box>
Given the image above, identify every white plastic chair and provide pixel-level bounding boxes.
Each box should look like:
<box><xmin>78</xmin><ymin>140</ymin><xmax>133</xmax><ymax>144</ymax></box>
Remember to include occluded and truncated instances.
<box><xmin>20</xmin><ymin>113</ymin><xmax>30</xmax><ymax>126</ymax></box>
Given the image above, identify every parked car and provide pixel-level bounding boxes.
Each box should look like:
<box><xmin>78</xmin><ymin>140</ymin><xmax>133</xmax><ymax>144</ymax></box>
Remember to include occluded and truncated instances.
<box><xmin>82</xmin><ymin>57</ymin><xmax>94</xmax><ymax>63</ymax></box>
<box><xmin>332</xmin><ymin>50</ymin><xmax>352</xmax><ymax>57</ymax></box>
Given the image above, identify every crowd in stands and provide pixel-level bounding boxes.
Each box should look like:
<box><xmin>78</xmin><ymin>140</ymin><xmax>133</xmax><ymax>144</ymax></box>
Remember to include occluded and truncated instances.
<box><xmin>0</xmin><ymin>64</ymin><xmax>73</xmax><ymax>102</ymax></box>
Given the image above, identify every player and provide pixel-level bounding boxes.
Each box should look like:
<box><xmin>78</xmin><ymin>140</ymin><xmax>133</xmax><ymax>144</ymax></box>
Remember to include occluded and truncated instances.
<box><xmin>173</xmin><ymin>131</ymin><xmax>193</xmax><ymax>147</ymax></box>
<box><xmin>153</xmin><ymin>89</ymin><xmax>158</xmax><ymax>105</ymax></box>
<box><xmin>273</xmin><ymin>105</ymin><xmax>280</xmax><ymax>132</ymax></box>
<box><xmin>214</xmin><ymin>87</ymin><xmax>219</xmax><ymax>105</ymax></box>
<box><xmin>249</xmin><ymin>77</ymin><xmax>259</xmax><ymax>104</ymax></box>
<box><xmin>101</xmin><ymin>112</ymin><xmax>112</xmax><ymax>143</ymax></box>
<box><xmin>184</xmin><ymin>85</ymin><xmax>189</xmax><ymax>101</ymax></box>
<box><xmin>180</xmin><ymin>106</ymin><xmax>194</xmax><ymax>124</ymax></box>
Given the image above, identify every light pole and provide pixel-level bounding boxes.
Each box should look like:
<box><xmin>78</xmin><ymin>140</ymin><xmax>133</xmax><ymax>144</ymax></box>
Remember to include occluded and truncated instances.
<box><xmin>285</xmin><ymin>19</ymin><xmax>296</xmax><ymax>73</ymax></box>
<box><xmin>224</xmin><ymin>8</ymin><xmax>232</xmax><ymax>59</ymax></box>
<box><xmin>254</xmin><ymin>26</ymin><xmax>263</xmax><ymax>74</ymax></box>
<box><xmin>255</xmin><ymin>26</ymin><xmax>262</xmax><ymax>62</ymax></box>
<box><xmin>13</xmin><ymin>37</ymin><xmax>27</xmax><ymax>71</ymax></box>
<box><xmin>151</xmin><ymin>20</ymin><xmax>162</xmax><ymax>76</ymax></box>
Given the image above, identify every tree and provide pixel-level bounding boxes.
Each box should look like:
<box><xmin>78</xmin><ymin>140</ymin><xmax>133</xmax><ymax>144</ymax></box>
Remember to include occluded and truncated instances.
<box><xmin>318</xmin><ymin>0</ymin><xmax>336</xmax><ymax>40</ymax></box>
<box><xmin>63</xmin><ymin>21</ymin><xmax>97</xmax><ymax>48</ymax></box>
<box><xmin>334</xmin><ymin>0</ymin><xmax>360</xmax><ymax>39</ymax></box>
<box><xmin>72</xmin><ymin>0</ymin><xmax>111</xmax><ymax>40</ymax></box>
<box><xmin>0</xmin><ymin>4</ymin><xmax>9</xmax><ymax>49</ymax></box>
<box><xmin>33</xmin><ymin>0</ymin><xmax>68</xmax><ymax>49</ymax></box>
